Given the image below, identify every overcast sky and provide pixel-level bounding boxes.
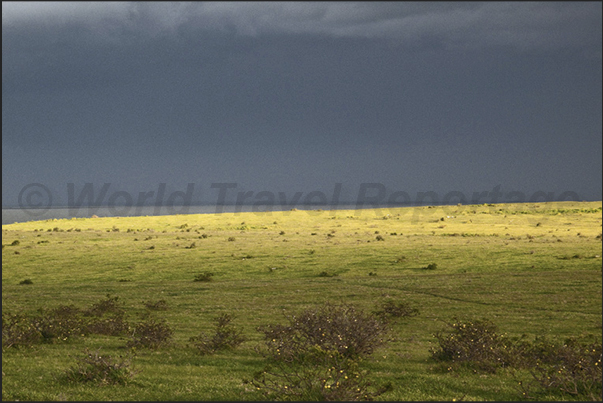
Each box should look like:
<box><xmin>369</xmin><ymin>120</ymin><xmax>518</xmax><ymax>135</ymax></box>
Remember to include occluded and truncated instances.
<box><xmin>2</xmin><ymin>2</ymin><xmax>602</xmax><ymax>208</ymax></box>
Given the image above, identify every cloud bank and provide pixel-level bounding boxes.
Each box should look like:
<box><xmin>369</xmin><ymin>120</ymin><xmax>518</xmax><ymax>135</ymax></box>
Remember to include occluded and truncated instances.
<box><xmin>3</xmin><ymin>2</ymin><xmax>601</xmax><ymax>54</ymax></box>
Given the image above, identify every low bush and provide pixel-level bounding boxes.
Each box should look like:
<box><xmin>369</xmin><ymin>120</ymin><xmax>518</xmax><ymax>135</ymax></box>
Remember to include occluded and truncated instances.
<box><xmin>86</xmin><ymin>312</ymin><xmax>130</xmax><ymax>336</ymax></box>
<box><xmin>432</xmin><ymin>318</ymin><xmax>602</xmax><ymax>400</ymax></box>
<box><xmin>143</xmin><ymin>299</ymin><xmax>169</xmax><ymax>311</ymax></box>
<box><xmin>514</xmin><ymin>335</ymin><xmax>602</xmax><ymax>400</ymax></box>
<box><xmin>189</xmin><ymin>313</ymin><xmax>246</xmax><ymax>355</ymax></box>
<box><xmin>84</xmin><ymin>295</ymin><xmax>125</xmax><ymax>317</ymax></box>
<box><xmin>194</xmin><ymin>272</ymin><xmax>214</xmax><ymax>282</ymax></box>
<box><xmin>251</xmin><ymin>303</ymin><xmax>392</xmax><ymax>400</ymax></box>
<box><xmin>32</xmin><ymin>305</ymin><xmax>88</xmax><ymax>343</ymax></box>
<box><xmin>430</xmin><ymin>318</ymin><xmax>512</xmax><ymax>373</ymax></box>
<box><xmin>63</xmin><ymin>348</ymin><xmax>138</xmax><ymax>386</ymax></box>
<box><xmin>127</xmin><ymin>317</ymin><xmax>173</xmax><ymax>349</ymax></box>
<box><xmin>2</xmin><ymin>312</ymin><xmax>42</xmax><ymax>348</ymax></box>
<box><xmin>373</xmin><ymin>300</ymin><xmax>419</xmax><ymax>322</ymax></box>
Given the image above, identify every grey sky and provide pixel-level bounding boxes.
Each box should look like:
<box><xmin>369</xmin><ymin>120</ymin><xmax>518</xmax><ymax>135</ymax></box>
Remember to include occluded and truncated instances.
<box><xmin>2</xmin><ymin>2</ymin><xmax>602</xmax><ymax>207</ymax></box>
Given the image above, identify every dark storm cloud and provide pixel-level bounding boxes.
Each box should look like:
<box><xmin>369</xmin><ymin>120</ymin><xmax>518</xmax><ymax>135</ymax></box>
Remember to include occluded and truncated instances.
<box><xmin>3</xmin><ymin>2</ymin><xmax>601</xmax><ymax>51</ymax></box>
<box><xmin>2</xmin><ymin>2</ymin><xmax>602</xmax><ymax>208</ymax></box>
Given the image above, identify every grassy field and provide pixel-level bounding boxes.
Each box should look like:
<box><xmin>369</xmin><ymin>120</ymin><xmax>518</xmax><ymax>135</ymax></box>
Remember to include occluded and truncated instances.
<box><xmin>2</xmin><ymin>201</ymin><xmax>602</xmax><ymax>401</ymax></box>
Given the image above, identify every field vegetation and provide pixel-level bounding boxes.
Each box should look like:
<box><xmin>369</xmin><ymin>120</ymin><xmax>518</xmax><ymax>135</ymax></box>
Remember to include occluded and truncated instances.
<box><xmin>2</xmin><ymin>201</ymin><xmax>602</xmax><ymax>401</ymax></box>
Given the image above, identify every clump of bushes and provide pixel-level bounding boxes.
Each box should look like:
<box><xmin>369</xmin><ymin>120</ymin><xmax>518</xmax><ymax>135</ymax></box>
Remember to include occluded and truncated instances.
<box><xmin>431</xmin><ymin>318</ymin><xmax>602</xmax><ymax>400</ymax></box>
<box><xmin>63</xmin><ymin>348</ymin><xmax>138</xmax><ymax>385</ymax></box>
<box><xmin>32</xmin><ymin>304</ymin><xmax>89</xmax><ymax>343</ymax></box>
<box><xmin>2</xmin><ymin>297</ymin><xmax>132</xmax><ymax>348</ymax></box>
<box><xmin>250</xmin><ymin>303</ymin><xmax>392</xmax><ymax>401</ymax></box>
<box><xmin>189</xmin><ymin>313</ymin><xmax>246</xmax><ymax>355</ymax></box>
<box><xmin>514</xmin><ymin>335</ymin><xmax>602</xmax><ymax>400</ymax></box>
<box><xmin>19</xmin><ymin>279</ymin><xmax>33</xmax><ymax>285</ymax></box>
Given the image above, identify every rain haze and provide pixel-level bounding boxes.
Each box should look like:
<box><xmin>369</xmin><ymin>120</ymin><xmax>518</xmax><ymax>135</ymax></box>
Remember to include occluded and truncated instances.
<box><xmin>2</xmin><ymin>2</ymin><xmax>602</xmax><ymax>213</ymax></box>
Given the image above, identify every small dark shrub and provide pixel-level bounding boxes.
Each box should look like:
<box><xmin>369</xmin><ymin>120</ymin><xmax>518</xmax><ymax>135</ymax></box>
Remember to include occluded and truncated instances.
<box><xmin>127</xmin><ymin>318</ymin><xmax>173</xmax><ymax>349</ymax></box>
<box><xmin>143</xmin><ymin>299</ymin><xmax>169</xmax><ymax>311</ymax></box>
<box><xmin>228</xmin><ymin>236</ymin><xmax>236</xmax><ymax>242</ymax></box>
<box><xmin>374</xmin><ymin>300</ymin><xmax>419</xmax><ymax>322</ymax></box>
<box><xmin>318</xmin><ymin>271</ymin><xmax>338</xmax><ymax>278</ymax></box>
<box><xmin>19</xmin><ymin>279</ymin><xmax>33</xmax><ymax>285</ymax></box>
<box><xmin>10</xmin><ymin>240</ymin><xmax>20</xmax><ymax>246</ymax></box>
<box><xmin>190</xmin><ymin>313</ymin><xmax>246</xmax><ymax>355</ymax></box>
<box><xmin>63</xmin><ymin>348</ymin><xmax>138</xmax><ymax>385</ymax></box>
<box><xmin>423</xmin><ymin>263</ymin><xmax>438</xmax><ymax>270</ymax></box>
<box><xmin>84</xmin><ymin>295</ymin><xmax>125</xmax><ymax>317</ymax></box>
<box><xmin>375</xmin><ymin>235</ymin><xmax>384</xmax><ymax>241</ymax></box>
<box><xmin>86</xmin><ymin>312</ymin><xmax>130</xmax><ymax>336</ymax></box>
<box><xmin>194</xmin><ymin>272</ymin><xmax>214</xmax><ymax>282</ymax></box>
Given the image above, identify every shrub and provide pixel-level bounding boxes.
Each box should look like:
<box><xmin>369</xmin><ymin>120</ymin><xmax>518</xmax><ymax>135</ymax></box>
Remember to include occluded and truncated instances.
<box><xmin>86</xmin><ymin>312</ymin><xmax>130</xmax><ymax>336</ymax></box>
<box><xmin>190</xmin><ymin>313</ymin><xmax>246</xmax><ymax>355</ymax></box>
<box><xmin>431</xmin><ymin>318</ymin><xmax>512</xmax><ymax>373</ymax></box>
<box><xmin>19</xmin><ymin>279</ymin><xmax>33</xmax><ymax>285</ymax></box>
<box><xmin>514</xmin><ymin>335</ymin><xmax>602</xmax><ymax>400</ymax></box>
<box><xmin>248</xmin><ymin>353</ymin><xmax>392</xmax><ymax>401</ymax></box>
<box><xmin>63</xmin><ymin>349</ymin><xmax>138</xmax><ymax>385</ymax></box>
<box><xmin>32</xmin><ymin>305</ymin><xmax>88</xmax><ymax>343</ymax></box>
<box><xmin>84</xmin><ymin>295</ymin><xmax>125</xmax><ymax>317</ymax></box>
<box><xmin>251</xmin><ymin>303</ymin><xmax>392</xmax><ymax>400</ymax></box>
<box><xmin>194</xmin><ymin>272</ymin><xmax>214</xmax><ymax>282</ymax></box>
<box><xmin>228</xmin><ymin>237</ymin><xmax>236</xmax><ymax>242</ymax></box>
<box><xmin>423</xmin><ymin>263</ymin><xmax>438</xmax><ymax>270</ymax></box>
<box><xmin>2</xmin><ymin>312</ymin><xmax>42</xmax><ymax>348</ymax></box>
<box><xmin>127</xmin><ymin>318</ymin><xmax>173</xmax><ymax>349</ymax></box>
<box><xmin>375</xmin><ymin>235</ymin><xmax>384</xmax><ymax>241</ymax></box>
<box><xmin>373</xmin><ymin>300</ymin><xmax>419</xmax><ymax>322</ymax></box>
<box><xmin>143</xmin><ymin>299</ymin><xmax>169</xmax><ymax>311</ymax></box>
<box><xmin>318</xmin><ymin>271</ymin><xmax>338</xmax><ymax>278</ymax></box>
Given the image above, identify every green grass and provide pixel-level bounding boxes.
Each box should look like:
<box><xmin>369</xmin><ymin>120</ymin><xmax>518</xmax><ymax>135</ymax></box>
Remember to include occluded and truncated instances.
<box><xmin>2</xmin><ymin>201</ymin><xmax>602</xmax><ymax>401</ymax></box>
